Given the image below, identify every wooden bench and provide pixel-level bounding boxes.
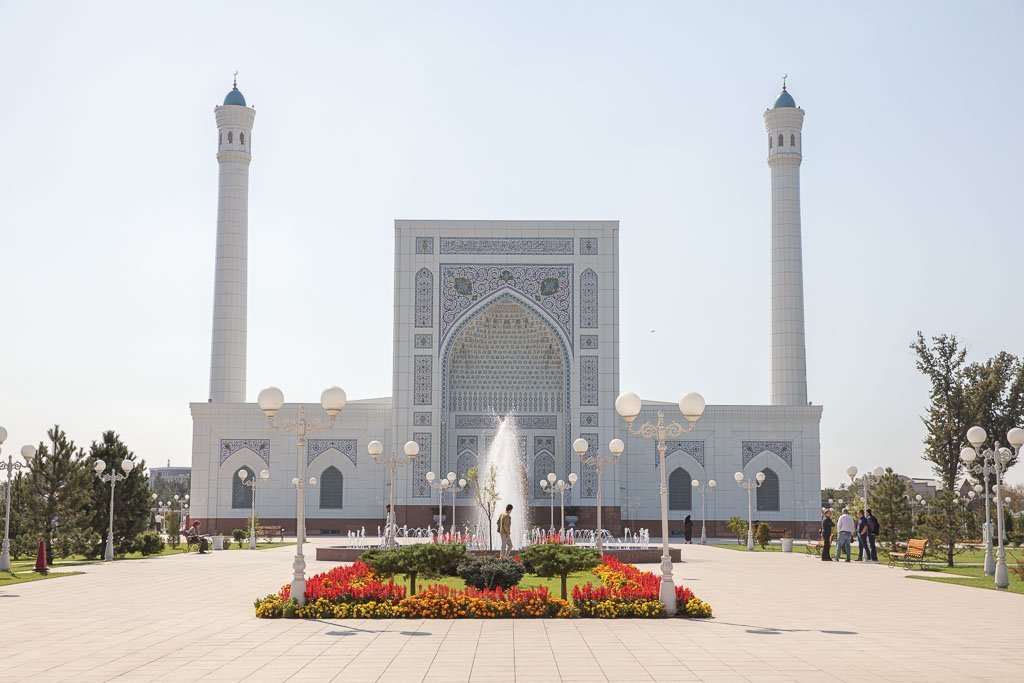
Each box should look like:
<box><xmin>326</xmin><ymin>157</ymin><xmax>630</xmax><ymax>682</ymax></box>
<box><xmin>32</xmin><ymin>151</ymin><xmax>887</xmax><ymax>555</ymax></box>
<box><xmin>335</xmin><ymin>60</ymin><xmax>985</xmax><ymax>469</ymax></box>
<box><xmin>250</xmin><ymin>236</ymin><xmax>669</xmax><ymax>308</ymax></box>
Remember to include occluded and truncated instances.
<box><xmin>805</xmin><ymin>538</ymin><xmax>823</xmax><ymax>555</ymax></box>
<box><xmin>888</xmin><ymin>538</ymin><xmax>928</xmax><ymax>569</ymax></box>
<box><xmin>769</xmin><ymin>528</ymin><xmax>788</xmax><ymax>540</ymax></box>
<box><xmin>256</xmin><ymin>525</ymin><xmax>285</xmax><ymax>543</ymax></box>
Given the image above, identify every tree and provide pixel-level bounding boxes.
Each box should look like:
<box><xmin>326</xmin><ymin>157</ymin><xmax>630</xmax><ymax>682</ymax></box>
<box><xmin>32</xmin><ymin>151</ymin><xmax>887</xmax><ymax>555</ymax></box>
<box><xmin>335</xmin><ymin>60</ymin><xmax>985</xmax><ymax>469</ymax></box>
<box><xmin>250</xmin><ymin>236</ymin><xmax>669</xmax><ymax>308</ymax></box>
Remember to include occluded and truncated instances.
<box><xmin>466</xmin><ymin>465</ymin><xmax>499</xmax><ymax>550</ymax></box>
<box><xmin>871</xmin><ymin>468</ymin><xmax>912</xmax><ymax>547</ymax></box>
<box><xmin>362</xmin><ymin>543</ymin><xmax>466</xmax><ymax>595</ymax></box>
<box><xmin>86</xmin><ymin>431</ymin><xmax>151</xmax><ymax>556</ymax></box>
<box><xmin>921</xmin><ymin>491</ymin><xmax>971</xmax><ymax>567</ymax></box>
<box><xmin>520</xmin><ymin>543</ymin><xmax>600</xmax><ymax>599</ymax></box>
<box><xmin>911</xmin><ymin>333</ymin><xmax>1024</xmax><ymax>493</ymax></box>
<box><xmin>726</xmin><ymin>516</ymin><xmax>746</xmax><ymax>545</ymax></box>
<box><xmin>19</xmin><ymin>426</ymin><xmax>95</xmax><ymax>559</ymax></box>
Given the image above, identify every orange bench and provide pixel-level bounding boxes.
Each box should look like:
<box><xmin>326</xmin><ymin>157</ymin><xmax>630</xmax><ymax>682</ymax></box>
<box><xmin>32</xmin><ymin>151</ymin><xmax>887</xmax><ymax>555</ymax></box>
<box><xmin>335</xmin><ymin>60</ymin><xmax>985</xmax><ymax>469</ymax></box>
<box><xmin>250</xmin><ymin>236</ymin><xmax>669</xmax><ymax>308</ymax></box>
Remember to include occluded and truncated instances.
<box><xmin>888</xmin><ymin>538</ymin><xmax>927</xmax><ymax>569</ymax></box>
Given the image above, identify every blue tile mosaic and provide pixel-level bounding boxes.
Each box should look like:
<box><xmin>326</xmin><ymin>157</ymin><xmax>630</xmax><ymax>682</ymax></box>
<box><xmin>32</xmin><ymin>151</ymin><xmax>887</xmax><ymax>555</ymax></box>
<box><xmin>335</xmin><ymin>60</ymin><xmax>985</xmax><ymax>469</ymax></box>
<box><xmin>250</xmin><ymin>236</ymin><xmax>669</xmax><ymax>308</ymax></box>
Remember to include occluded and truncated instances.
<box><xmin>307</xmin><ymin>439</ymin><xmax>357</xmax><ymax>467</ymax></box>
<box><xmin>440</xmin><ymin>237</ymin><xmax>573</xmax><ymax>255</ymax></box>
<box><xmin>742</xmin><ymin>440</ymin><xmax>793</xmax><ymax>468</ymax></box>
<box><xmin>220</xmin><ymin>439</ymin><xmax>271</xmax><ymax>466</ymax></box>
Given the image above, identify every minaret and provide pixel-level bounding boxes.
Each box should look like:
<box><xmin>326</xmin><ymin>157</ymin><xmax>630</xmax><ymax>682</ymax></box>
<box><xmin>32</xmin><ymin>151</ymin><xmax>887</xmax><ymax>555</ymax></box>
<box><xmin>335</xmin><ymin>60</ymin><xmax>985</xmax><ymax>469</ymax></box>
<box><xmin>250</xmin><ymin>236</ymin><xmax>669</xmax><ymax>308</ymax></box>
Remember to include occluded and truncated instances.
<box><xmin>209</xmin><ymin>77</ymin><xmax>255</xmax><ymax>403</ymax></box>
<box><xmin>764</xmin><ymin>80</ymin><xmax>808</xmax><ymax>406</ymax></box>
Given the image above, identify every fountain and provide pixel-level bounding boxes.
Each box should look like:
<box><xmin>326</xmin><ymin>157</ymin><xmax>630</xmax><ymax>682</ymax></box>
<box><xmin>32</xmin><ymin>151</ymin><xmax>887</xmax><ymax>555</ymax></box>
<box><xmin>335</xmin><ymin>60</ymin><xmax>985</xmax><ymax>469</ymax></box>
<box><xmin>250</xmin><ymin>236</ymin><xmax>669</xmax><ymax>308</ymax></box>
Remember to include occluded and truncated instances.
<box><xmin>477</xmin><ymin>413</ymin><xmax>529</xmax><ymax>550</ymax></box>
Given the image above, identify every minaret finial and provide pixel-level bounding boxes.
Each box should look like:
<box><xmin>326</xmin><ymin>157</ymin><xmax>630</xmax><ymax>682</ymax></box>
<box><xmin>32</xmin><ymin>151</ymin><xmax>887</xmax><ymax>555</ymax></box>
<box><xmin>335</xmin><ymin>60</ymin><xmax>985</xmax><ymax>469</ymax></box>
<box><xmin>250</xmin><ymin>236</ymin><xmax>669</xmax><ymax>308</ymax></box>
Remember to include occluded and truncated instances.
<box><xmin>233</xmin><ymin>71</ymin><xmax>238</xmax><ymax>89</ymax></box>
<box><xmin>782</xmin><ymin>73</ymin><xmax>788</xmax><ymax>91</ymax></box>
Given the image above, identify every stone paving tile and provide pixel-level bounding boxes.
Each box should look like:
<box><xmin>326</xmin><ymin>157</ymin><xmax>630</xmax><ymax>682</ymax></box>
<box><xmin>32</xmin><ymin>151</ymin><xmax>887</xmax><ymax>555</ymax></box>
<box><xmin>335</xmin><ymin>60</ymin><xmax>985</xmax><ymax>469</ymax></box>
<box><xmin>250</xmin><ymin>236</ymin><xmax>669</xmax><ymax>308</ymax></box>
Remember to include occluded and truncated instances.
<box><xmin>4</xmin><ymin>540</ymin><xmax>1024</xmax><ymax>682</ymax></box>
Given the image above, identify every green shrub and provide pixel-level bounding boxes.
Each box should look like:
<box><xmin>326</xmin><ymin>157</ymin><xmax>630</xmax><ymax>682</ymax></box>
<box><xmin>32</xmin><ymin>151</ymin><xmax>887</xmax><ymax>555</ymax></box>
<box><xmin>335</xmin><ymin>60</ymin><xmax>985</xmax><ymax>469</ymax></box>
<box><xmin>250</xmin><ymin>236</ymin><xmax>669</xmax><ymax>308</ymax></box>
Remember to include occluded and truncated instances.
<box><xmin>457</xmin><ymin>557</ymin><xmax>525</xmax><ymax>590</ymax></box>
<box><xmin>520</xmin><ymin>543</ymin><xmax>600</xmax><ymax>599</ymax></box>
<box><xmin>135</xmin><ymin>530</ymin><xmax>165</xmax><ymax>555</ymax></box>
<box><xmin>726</xmin><ymin>516</ymin><xmax>747</xmax><ymax>545</ymax></box>
<box><xmin>362</xmin><ymin>543</ymin><xmax>467</xmax><ymax>594</ymax></box>
<box><xmin>232</xmin><ymin>529</ymin><xmax>248</xmax><ymax>548</ymax></box>
<box><xmin>755</xmin><ymin>522</ymin><xmax>771</xmax><ymax>549</ymax></box>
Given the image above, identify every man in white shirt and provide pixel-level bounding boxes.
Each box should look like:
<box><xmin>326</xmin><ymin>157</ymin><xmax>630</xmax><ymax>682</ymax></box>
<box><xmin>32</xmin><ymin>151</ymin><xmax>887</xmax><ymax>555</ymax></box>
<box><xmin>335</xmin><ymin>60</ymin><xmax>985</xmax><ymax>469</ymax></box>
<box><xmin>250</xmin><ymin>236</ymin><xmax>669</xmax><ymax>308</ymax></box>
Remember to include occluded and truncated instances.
<box><xmin>835</xmin><ymin>508</ymin><xmax>856</xmax><ymax>562</ymax></box>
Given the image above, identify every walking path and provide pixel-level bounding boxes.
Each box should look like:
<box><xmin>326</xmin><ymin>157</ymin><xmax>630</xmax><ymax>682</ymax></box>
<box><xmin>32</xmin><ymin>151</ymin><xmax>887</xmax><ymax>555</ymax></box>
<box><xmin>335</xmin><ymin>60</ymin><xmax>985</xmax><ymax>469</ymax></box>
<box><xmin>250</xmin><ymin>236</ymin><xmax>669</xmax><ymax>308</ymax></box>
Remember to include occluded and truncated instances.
<box><xmin>2</xmin><ymin>540</ymin><xmax>1022</xmax><ymax>682</ymax></box>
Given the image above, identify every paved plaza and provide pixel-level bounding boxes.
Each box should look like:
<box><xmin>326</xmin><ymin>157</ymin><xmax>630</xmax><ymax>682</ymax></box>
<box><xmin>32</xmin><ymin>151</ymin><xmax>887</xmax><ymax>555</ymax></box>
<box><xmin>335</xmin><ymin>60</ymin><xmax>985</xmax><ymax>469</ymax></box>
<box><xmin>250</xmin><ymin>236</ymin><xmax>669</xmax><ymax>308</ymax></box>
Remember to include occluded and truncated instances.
<box><xmin>2</xmin><ymin>541</ymin><xmax>1022</xmax><ymax>682</ymax></box>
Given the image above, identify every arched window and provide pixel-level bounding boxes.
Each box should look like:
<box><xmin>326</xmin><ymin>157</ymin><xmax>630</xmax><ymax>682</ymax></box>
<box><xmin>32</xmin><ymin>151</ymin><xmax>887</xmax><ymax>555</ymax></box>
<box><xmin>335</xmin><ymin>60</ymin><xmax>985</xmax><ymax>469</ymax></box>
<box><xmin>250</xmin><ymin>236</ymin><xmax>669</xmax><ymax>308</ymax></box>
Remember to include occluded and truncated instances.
<box><xmin>778</xmin><ymin>133</ymin><xmax>784</xmax><ymax>147</ymax></box>
<box><xmin>790</xmin><ymin>133</ymin><xmax>796</xmax><ymax>147</ymax></box>
<box><xmin>456</xmin><ymin>451</ymin><xmax>477</xmax><ymax>499</ymax></box>
<box><xmin>757</xmin><ymin>468</ymin><xmax>780</xmax><ymax>511</ymax></box>
<box><xmin>228</xmin><ymin>131</ymin><xmax>233</xmax><ymax>144</ymax></box>
<box><xmin>319</xmin><ymin>466</ymin><xmax>343</xmax><ymax>509</ymax></box>
<box><xmin>239</xmin><ymin>132</ymin><xmax>245</xmax><ymax>145</ymax></box>
<box><xmin>232</xmin><ymin>466</ymin><xmax>253</xmax><ymax>509</ymax></box>
<box><xmin>668</xmin><ymin>467</ymin><xmax>692</xmax><ymax>510</ymax></box>
<box><xmin>533</xmin><ymin>451</ymin><xmax>555</xmax><ymax>498</ymax></box>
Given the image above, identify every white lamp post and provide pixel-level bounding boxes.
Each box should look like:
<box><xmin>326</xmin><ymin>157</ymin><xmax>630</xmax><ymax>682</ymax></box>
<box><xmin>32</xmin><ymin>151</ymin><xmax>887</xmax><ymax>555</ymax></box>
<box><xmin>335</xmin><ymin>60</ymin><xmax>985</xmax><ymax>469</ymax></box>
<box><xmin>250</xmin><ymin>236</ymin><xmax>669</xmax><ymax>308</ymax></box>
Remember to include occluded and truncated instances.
<box><xmin>847</xmin><ymin>465</ymin><xmax>885</xmax><ymax>508</ymax></box>
<box><xmin>615</xmin><ymin>390</ymin><xmax>705</xmax><ymax>617</ymax></box>
<box><xmin>239</xmin><ymin>468</ymin><xmax>270</xmax><ymax>549</ymax></box>
<box><xmin>258</xmin><ymin>385</ymin><xmax>347</xmax><ymax>606</ymax></box>
<box><xmin>444</xmin><ymin>472</ymin><xmax>466</xmax><ymax>535</ymax></box>
<box><xmin>1</xmin><ymin>430</ymin><xmax>35</xmax><ymax>572</ymax></box>
<box><xmin>961</xmin><ymin>425</ymin><xmax>1023</xmax><ymax>589</ymax></box>
<box><xmin>734</xmin><ymin>471</ymin><xmax>766</xmax><ymax>551</ymax></box>
<box><xmin>573</xmin><ymin>437</ymin><xmax>623</xmax><ymax>555</ymax></box>
<box><xmin>539</xmin><ymin>472</ymin><xmax>558</xmax><ymax>532</ymax></box>
<box><xmin>691</xmin><ymin>478</ymin><xmax>717</xmax><ymax>544</ymax></box>
<box><xmin>368</xmin><ymin>439</ymin><xmax>419</xmax><ymax>549</ymax></box>
<box><xmin>94</xmin><ymin>456</ymin><xmax>136</xmax><ymax>561</ymax></box>
<box><xmin>425</xmin><ymin>471</ymin><xmax>450</xmax><ymax>533</ymax></box>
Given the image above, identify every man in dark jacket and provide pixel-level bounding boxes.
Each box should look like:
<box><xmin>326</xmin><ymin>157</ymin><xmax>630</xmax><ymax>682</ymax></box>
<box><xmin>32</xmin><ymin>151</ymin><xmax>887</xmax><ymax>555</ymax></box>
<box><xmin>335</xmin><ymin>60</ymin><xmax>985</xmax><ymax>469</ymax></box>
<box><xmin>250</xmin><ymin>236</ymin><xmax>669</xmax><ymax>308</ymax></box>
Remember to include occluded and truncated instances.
<box><xmin>865</xmin><ymin>508</ymin><xmax>880</xmax><ymax>563</ymax></box>
<box><xmin>820</xmin><ymin>510</ymin><xmax>834</xmax><ymax>561</ymax></box>
<box><xmin>856</xmin><ymin>509</ymin><xmax>869</xmax><ymax>561</ymax></box>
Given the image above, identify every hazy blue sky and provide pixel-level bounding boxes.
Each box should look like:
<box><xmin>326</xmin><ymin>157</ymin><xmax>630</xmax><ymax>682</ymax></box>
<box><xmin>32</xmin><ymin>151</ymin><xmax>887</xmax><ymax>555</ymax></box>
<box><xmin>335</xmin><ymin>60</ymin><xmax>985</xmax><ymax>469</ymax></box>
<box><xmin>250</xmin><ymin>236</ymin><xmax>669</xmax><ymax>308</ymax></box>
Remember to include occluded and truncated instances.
<box><xmin>1</xmin><ymin>1</ymin><xmax>1022</xmax><ymax>485</ymax></box>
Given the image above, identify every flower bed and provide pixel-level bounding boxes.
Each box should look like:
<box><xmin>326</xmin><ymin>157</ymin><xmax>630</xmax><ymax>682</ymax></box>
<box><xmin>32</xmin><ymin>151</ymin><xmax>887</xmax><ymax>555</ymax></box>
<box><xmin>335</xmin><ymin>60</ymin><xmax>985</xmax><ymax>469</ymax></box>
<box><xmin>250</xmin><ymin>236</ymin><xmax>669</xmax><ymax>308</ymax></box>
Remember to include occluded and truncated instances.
<box><xmin>254</xmin><ymin>556</ymin><xmax>711</xmax><ymax>619</ymax></box>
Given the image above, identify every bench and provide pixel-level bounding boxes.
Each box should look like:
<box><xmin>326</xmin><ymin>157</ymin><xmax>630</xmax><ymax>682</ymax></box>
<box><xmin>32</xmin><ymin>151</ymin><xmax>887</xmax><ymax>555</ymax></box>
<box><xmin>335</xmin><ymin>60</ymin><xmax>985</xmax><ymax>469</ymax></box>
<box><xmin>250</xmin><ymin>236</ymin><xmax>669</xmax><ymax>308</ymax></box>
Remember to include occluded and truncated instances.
<box><xmin>256</xmin><ymin>525</ymin><xmax>285</xmax><ymax>543</ymax></box>
<box><xmin>805</xmin><ymin>537</ymin><xmax>823</xmax><ymax>555</ymax></box>
<box><xmin>769</xmin><ymin>528</ymin><xmax>788</xmax><ymax>540</ymax></box>
<box><xmin>888</xmin><ymin>538</ymin><xmax>928</xmax><ymax>569</ymax></box>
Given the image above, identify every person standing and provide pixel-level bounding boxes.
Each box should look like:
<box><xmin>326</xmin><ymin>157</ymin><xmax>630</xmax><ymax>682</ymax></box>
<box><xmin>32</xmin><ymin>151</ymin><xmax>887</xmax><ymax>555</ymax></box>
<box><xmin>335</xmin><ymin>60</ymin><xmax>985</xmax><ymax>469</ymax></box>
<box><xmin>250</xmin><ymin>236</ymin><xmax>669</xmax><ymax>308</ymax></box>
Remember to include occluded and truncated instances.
<box><xmin>836</xmin><ymin>508</ymin><xmax>855</xmax><ymax>562</ymax></box>
<box><xmin>865</xmin><ymin>508</ymin><xmax>880</xmax><ymax>563</ymax></box>
<box><xmin>497</xmin><ymin>504</ymin><xmax>513</xmax><ymax>557</ymax></box>
<box><xmin>856</xmin><ymin>509</ymin><xmax>869</xmax><ymax>561</ymax></box>
<box><xmin>820</xmin><ymin>510</ymin><xmax>834</xmax><ymax>562</ymax></box>
<box><xmin>684</xmin><ymin>515</ymin><xmax>693</xmax><ymax>544</ymax></box>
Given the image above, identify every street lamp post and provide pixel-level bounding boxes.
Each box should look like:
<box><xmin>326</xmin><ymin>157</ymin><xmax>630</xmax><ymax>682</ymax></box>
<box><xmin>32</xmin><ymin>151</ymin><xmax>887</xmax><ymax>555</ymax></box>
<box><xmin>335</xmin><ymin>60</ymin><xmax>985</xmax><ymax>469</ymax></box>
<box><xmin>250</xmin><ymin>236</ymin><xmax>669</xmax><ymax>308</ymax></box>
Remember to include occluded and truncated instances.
<box><xmin>573</xmin><ymin>437</ymin><xmax>624</xmax><ymax>555</ymax></box>
<box><xmin>239</xmin><ymin>468</ymin><xmax>270</xmax><ymax>549</ymax></box>
<box><xmin>425</xmin><ymin>471</ymin><xmax>450</xmax><ymax>533</ymax></box>
<box><xmin>539</xmin><ymin>472</ymin><xmax>558</xmax><ymax>532</ymax></box>
<box><xmin>258</xmin><ymin>385</ymin><xmax>347</xmax><ymax>606</ymax></box>
<box><xmin>443</xmin><ymin>472</ymin><xmax>466</xmax><ymax>535</ymax></box>
<box><xmin>553</xmin><ymin>474</ymin><xmax>577</xmax><ymax>535</ymax></box>
<box><xmin>690</xmin><ymin>478</ymin><xmax>717</xmax><ymax>544</ymax></box>
<box><xmin>846</xmin><ymin>465</ymin><xmax>885</xmax><ymax>508</ymax></box>
<box><xmin>94</xmin><ymin>455</ymin><xmax>137</xmax><ymax>561</ymax></box>
<box><xmin>962</xmin><ymin>425</ymin><xmax>1023</xmax><ymax>590</ymax></box>
<box><xmin>367</xmin><ymin>439</ymin><xmax>419</xmax><ymax>549</ymax></box>
<box><xmin>1</xmin><ymin>429</ymin><xmax>36</xmax><ymax>572</ymax></box>
<box><xmin>615</xmin><ymin>390</ymin><xmax>706</xmax><ymax>617</ymax></box>
<box><xmin>734</xmin><ymin>471</ymin><xmax>766</xmax><ymax>551</ymax></box>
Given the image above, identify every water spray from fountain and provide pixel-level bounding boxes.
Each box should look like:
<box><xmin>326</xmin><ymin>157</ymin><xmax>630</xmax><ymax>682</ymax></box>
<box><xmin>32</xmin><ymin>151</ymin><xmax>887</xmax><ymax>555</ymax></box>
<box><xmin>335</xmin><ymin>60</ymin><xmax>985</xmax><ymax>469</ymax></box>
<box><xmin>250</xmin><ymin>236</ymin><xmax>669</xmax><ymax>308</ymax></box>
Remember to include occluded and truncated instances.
<box><xmin>478</xmin><ymin>413</ymin><xmax>529</xmax><ymax>550</ymax></box>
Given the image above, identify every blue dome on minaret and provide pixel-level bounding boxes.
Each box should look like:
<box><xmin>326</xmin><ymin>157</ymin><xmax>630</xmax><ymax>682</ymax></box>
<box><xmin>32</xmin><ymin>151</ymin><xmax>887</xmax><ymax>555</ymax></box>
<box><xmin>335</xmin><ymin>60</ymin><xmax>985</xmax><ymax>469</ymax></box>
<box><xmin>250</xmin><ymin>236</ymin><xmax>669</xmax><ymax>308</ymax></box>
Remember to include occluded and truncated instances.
<box><xmin>773</xmin><ymin>84</ymin><xmax>796</xmax><ymax>108</ymax></box>
<box><xmin>223</xmin><ymin>75</ymin><xmax>246</xmax><ymax>106</ymax></box>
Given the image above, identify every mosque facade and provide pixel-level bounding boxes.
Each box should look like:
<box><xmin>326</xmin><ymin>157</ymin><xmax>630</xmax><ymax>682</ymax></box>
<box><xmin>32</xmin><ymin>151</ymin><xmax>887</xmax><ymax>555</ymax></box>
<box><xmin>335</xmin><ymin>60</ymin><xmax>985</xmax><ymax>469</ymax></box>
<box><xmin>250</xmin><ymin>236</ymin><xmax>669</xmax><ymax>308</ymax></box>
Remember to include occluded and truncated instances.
<box><xmin>189</xmin><ymin>82</ymin><xmax>823</xmax><ymax>538</ymax></box>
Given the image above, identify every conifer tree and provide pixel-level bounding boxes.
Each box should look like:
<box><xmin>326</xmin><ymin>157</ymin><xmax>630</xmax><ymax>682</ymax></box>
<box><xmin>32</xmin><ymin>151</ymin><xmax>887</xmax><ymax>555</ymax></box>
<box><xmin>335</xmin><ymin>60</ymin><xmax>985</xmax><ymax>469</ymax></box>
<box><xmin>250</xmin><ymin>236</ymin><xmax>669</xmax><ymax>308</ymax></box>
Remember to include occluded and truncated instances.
<box><xmin>87</xmin><ymin>431</ymin><xmax>151</xmax><ymax>556</ymax></box>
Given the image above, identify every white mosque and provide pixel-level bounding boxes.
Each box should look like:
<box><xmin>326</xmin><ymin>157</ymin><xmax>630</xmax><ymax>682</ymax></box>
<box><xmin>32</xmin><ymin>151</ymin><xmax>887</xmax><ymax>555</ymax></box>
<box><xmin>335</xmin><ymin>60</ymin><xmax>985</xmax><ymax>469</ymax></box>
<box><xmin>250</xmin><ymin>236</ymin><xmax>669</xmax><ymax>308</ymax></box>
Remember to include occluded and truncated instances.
<box><xmin>189</xmin><ymin>80</ymin><xmax>823</xmax><ymax>539</ymax></box>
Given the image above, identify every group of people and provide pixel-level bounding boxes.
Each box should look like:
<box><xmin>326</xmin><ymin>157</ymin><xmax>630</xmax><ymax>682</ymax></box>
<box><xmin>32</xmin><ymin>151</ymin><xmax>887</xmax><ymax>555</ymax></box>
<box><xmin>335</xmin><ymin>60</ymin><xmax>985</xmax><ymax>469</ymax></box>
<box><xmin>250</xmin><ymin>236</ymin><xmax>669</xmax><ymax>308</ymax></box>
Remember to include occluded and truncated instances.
<box><xmin>820</xmin><ymin>507</ymin><xmax>879</xmax><ymax>563</ymax></box>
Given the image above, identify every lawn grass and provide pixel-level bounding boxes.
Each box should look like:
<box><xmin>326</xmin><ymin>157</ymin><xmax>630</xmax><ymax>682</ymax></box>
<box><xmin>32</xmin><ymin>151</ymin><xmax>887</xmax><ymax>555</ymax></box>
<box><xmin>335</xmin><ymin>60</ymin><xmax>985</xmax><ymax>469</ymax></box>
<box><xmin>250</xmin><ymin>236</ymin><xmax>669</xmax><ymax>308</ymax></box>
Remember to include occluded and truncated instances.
<box><xmin>391</xmin><ymin>570</ymin><xmax>597</xmax><ymax>598</ymax></box>
<box><xmin>0</xmin><ymin>569</ymin><xmax>82</xmax><ymax>587</ymax></box>
<box><xmin>905</xmin><ymin>563</ymin><xmax>1024</xmax><ymax>595</ymax></box>
<box><xmin>709</xmin><ymin>542</ymin><xmax>1007</xmax><ymax>567</ymax></box>
<box><xmin>4</xmin><ymin>541</ymin><xmax>294</xmax><ymax>574</ymax></box>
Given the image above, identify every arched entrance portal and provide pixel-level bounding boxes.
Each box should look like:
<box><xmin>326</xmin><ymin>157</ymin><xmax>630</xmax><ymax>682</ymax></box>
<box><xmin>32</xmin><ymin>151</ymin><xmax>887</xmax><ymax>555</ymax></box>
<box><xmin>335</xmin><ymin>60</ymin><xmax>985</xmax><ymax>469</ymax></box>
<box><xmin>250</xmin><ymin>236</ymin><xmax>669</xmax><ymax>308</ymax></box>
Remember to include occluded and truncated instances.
<box><xmin>443</xmin><ymin>295</ymin><xmax>569</xmax><ymax>523</ymax></box>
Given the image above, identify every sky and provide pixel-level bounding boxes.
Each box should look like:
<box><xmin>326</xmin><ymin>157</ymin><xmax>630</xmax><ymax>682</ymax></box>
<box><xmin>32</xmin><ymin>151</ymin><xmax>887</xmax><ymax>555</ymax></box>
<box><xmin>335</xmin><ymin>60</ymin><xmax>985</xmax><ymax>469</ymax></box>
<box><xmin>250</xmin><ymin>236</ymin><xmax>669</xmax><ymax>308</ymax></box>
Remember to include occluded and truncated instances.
<box><xmin>1</xmin><ymin>1</ymin><xmax>1022</xmax><ymax>486</ymax></box>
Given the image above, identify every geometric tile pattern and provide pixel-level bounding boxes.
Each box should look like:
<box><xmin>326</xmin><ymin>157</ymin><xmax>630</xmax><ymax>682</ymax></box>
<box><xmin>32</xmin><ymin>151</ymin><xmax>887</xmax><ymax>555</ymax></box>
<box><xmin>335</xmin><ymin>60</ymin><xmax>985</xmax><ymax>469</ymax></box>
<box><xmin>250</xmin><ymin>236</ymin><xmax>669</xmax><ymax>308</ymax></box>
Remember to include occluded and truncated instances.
<box><xmin>414</xmin><ymin>355</ymin><xmax>432</xmax><ymax>405</ymax></box>
<box><xmin>439</xmin><ymin>264</ymin><xmax>574</xmax><ymax>344</ymax></box>
<box><xmin>533</xmin><ymin>435</ymin><xmax>555</xmax><ymax>498</ymax></box>
<box><xmin>220</xmin><ymin>439</ymin><xmax>270</xmax><ymax>466</ymax></box>
<box><xmin>414</xmin><ymin>412</ymin><xmax>432</xmax><ymax>427</ymax></box>
<box><xmin>580</xmin><ymin>334</ymin><xmax>598</xmax><ymax>350</ymax></box>
<box><xmin>440</xmin><ymin>237</ymin><xmax>573</xmax><ymax>255</ymax></box>
<box><xmin>580</xmin><ymin>356</ymin><xmax>598</xmax><ymax>406</ymax></box>
<box><xmin>306</xmin><ymin>438</ymin><xmax>357</xmax><ymax>467</ymax></box>
<box><xmin>657</xmin><ymin>440</ymin><xmax>705</xmax><ymax>468</ymax></box>
<box><xmin>454</xmin><ymin>415</ymin><xmax>557</xmax><ymax>430</ymax></box>
<box><xmin>415</xmin><ymin>267</ymin><xmax>433</xmax><ymax>328</ymax></box>
<box><xmin>742</xmin><ymin>440</ymin><xmax>793</xmax><ymax>468</ymax></box>
<box><xmin>578</xmin><ymin>432</ymin><xmax>598</xmax><ymax>499</ymax></box>
<box><xmin>412</xmin><ymin>432</ymin><xmax>432</xmax><ymax>498</ymax></box>
<box><xmin>579</xmin><ymin>237</ymin><xmax>598</xmax><ymax>255</ymax></box>
<box><xmin>415</xmin><ymin>236</ymin><xmax>435</xmax><ymax>254</ymax></box>
<box><xmin>414</xmin><ymin>333</ymin><xmax>433</xmax><ymax>349</ymax></box>
<box><xmin>580</xmin><ymin>268</ymin><xmax>598</xmax><ymax>328</ymax></box>
<box><xmin>580</xmin><ymin>412</ymin><xmax>598</xmax><ymax>428</ymax></box>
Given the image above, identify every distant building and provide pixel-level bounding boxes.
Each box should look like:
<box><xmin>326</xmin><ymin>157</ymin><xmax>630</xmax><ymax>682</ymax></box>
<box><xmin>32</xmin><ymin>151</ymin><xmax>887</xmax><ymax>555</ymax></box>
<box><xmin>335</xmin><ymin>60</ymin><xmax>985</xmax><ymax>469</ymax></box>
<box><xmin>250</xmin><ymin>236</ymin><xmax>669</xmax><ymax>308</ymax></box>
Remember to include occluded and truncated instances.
<box><xmin>150</xmin><ymin>460</ymin><xmax>191</xmax><ymax>486</ymax></box>
<box><xmin>903</xmin><ymin>477</ymin><xmax>940</xmax><ymax>500</ymax></box>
